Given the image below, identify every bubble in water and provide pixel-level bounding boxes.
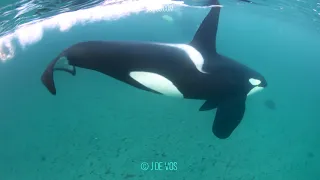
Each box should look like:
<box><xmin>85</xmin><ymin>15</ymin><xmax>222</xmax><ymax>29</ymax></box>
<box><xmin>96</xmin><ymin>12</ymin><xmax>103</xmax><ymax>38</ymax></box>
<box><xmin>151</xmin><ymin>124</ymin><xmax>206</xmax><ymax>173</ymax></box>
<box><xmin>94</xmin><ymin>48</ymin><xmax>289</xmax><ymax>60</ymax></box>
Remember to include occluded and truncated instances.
<box><xmin>0</xmin><ymin>39</ymin><xmax>15</xmax><ymax>62</ymax></box>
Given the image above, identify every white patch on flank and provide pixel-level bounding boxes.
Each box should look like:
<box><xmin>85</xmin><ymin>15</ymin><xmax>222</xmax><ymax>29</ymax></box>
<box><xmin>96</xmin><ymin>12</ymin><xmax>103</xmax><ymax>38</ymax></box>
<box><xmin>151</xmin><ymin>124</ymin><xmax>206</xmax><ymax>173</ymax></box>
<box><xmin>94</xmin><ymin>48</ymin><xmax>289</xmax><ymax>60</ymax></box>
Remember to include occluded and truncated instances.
<box><xmin>247</xmin><ymin>86</ymin><xmax>264</xmax><ymax>96</ymax></box>
<box><xmin>165</xmin><ymin>44</ymin><xmax>207</xmax><ymax>73</ymax></box>
<box><xmin>129</xmin><ymin>71</ymin><xmax>184</xmax><ymax>98</ymax></box>
<box><xmin>162</xmin><ymin>15</ymin><xmax>174</xmax><ymax>22</ymax></box>
<box><xmin>249</xmin><ymin>78</ymin><xmax>261</xmax><ymax>86</ymax></box>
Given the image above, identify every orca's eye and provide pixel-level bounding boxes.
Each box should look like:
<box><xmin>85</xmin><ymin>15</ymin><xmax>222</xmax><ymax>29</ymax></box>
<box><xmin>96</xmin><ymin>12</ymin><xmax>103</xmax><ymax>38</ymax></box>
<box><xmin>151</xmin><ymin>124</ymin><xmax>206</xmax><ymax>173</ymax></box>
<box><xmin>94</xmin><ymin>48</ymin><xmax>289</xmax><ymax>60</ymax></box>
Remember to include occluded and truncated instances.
<box><xmin>249</xmin><ymin>78</ymin><xmax>261</xmax><ymax>86</ymax></box>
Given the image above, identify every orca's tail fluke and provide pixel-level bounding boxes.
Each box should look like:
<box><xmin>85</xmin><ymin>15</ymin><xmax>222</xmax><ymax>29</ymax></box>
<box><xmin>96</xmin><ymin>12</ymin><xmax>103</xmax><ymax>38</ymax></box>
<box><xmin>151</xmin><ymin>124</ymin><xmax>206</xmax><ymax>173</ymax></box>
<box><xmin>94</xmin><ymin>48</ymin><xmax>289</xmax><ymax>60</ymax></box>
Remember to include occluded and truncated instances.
<box><xmin>41</xmin><ymin>51</ymin><xmax>76</xmax><ymax>95</ymax></box>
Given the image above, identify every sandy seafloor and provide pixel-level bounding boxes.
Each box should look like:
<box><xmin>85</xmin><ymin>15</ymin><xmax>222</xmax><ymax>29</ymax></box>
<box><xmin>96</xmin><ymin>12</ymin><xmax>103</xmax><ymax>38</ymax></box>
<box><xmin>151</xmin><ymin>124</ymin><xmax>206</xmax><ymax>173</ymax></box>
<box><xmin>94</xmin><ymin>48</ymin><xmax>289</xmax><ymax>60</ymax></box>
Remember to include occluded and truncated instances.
<box><xmin>0</xmin><ymin>4</ymin><xmax>320</xmax><ymax>180</ymax></box>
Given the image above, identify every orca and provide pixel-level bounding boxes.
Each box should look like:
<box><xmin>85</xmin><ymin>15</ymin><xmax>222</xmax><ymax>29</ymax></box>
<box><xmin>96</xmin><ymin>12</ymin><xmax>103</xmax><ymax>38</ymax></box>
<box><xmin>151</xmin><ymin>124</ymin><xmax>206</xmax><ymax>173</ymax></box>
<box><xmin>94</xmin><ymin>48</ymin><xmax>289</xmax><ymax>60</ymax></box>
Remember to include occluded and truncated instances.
<box><xmin>41</xmin><ymin>0</ymin><xmax>267</xmax><ymax>139</ymax></box>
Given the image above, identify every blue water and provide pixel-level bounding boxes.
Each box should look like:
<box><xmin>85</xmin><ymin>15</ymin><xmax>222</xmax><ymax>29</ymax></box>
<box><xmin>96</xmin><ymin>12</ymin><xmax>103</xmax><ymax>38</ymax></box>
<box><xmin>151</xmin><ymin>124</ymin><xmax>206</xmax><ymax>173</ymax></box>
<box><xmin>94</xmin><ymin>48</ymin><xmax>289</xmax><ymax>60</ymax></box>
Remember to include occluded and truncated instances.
<box><xmin>0</xmin><ymin>0</ymin><xmax>319</xmax><ymax>179</ymax></box>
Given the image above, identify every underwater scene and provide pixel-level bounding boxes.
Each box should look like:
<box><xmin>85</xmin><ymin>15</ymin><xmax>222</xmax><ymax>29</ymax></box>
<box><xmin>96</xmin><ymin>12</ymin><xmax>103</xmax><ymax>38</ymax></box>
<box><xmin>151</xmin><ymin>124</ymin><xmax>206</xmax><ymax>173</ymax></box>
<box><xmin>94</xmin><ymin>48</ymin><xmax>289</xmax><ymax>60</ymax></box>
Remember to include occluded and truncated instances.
<box><xmin>0</xmin><ymin>0</ymin><xmax>319</xmax><ymax>179</ymax></box>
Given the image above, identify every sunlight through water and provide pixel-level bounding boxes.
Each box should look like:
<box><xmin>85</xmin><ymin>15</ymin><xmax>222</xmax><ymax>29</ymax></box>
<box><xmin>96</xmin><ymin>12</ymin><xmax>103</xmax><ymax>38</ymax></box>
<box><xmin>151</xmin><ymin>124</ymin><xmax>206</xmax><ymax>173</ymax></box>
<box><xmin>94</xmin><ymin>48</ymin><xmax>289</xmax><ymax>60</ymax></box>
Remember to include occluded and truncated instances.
<box><xmin>0</xmin><ymin>0</ymin><xmax>187</xmax><ymax>62</ymax></box>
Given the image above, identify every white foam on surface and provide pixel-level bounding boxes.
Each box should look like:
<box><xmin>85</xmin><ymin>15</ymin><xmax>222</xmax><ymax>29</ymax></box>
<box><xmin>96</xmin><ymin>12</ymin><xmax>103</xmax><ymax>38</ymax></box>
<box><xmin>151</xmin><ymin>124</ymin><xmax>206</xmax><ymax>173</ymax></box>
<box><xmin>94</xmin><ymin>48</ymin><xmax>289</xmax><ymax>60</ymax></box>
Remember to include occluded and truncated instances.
<box><xmin>0</xmin><ymin>0</ymin><xmax>187</xmax><ymax>62</ymax></box>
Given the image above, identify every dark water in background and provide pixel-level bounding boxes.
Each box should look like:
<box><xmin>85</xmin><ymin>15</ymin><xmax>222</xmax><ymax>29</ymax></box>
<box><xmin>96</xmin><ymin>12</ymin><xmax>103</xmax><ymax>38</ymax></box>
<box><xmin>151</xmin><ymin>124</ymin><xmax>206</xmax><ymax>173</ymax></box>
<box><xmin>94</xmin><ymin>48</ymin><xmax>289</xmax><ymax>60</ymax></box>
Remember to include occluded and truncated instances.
<box><xmin>0</xmin><ymin>0</ymin><xmax>320</xmax><ymax>179</ymax></box>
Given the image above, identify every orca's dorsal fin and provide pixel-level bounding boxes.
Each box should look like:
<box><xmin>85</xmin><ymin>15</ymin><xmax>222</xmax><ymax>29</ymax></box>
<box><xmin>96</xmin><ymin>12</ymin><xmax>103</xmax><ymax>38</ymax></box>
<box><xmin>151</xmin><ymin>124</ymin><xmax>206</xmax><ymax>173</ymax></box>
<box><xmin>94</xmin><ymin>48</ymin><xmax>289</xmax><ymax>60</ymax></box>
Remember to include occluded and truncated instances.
<box><xmin>190</xmin><ymin>0</ymin><xmax>221</xmax><ymax>62</ymax></box>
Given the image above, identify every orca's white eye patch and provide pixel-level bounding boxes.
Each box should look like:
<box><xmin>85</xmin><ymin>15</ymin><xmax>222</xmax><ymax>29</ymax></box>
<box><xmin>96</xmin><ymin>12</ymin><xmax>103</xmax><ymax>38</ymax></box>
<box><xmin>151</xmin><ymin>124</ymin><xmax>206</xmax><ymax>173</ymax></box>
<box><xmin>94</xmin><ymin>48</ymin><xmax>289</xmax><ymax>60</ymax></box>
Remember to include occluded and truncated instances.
<box><xmin>249</xmin><ymin>78</ymin><xmax>261</xmax><ymax>86</ymax></box>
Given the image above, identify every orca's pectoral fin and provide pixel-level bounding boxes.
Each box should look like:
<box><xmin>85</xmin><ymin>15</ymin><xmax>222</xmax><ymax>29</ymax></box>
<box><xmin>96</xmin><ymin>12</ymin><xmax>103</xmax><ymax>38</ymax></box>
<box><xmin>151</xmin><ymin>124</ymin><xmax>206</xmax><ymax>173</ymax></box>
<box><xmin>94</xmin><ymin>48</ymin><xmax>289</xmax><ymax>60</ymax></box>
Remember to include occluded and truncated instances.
<box><xmin>199</xmin><ymin>100</ymin><xmax>218</xmax><ymax>111</ymax></box>
<box><xmin>212</xmin><ymin>94</ymin><xmax>246</xmax><ymax>139</ymax></box>
<box><xmin>41</xmin><ymin>52</ymin><xmax>75</xmax><ymax>95</ymax></box>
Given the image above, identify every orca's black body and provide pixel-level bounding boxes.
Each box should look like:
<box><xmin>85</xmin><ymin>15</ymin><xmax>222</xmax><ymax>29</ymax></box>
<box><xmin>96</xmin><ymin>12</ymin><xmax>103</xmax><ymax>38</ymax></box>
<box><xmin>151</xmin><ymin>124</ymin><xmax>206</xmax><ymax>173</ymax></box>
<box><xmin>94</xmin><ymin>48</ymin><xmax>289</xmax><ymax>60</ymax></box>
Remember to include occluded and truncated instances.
<box><xmin>41</xmin><ymin>0</ymin><xmax>267</xmax><ymax>139</ymax></box>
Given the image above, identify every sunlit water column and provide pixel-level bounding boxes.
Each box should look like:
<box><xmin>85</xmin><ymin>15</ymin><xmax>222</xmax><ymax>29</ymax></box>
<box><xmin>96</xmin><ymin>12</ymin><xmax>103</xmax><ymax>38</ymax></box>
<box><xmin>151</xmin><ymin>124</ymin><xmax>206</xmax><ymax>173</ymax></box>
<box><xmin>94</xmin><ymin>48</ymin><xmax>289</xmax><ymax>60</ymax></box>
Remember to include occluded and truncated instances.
<box><xmin>0</xmin><ymin>0</ymin><xmax>184</xmax><ymax>62</ymax></box>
